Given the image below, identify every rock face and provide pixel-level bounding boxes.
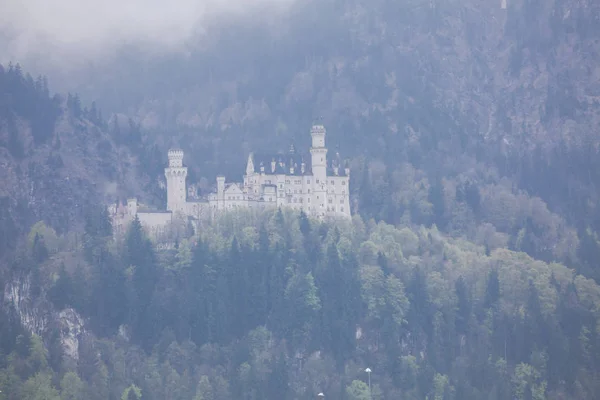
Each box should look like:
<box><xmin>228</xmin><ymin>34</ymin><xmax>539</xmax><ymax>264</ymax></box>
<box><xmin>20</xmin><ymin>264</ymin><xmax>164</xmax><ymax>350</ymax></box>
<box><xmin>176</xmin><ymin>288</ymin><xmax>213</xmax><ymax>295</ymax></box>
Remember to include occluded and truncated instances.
<box><xmin>3</xmin><ymin>275</ymin><xmax>86</xmax><ymax>362</ymax></box>
<box><xmin>4</xmin><ymin>275</ymin><xmax>49</xmax><ymax>335</ymax></box>
<box><xmin>58</xmin><ymin>308</ymin><xmax>85</xmax><ymax>361</ymax></box>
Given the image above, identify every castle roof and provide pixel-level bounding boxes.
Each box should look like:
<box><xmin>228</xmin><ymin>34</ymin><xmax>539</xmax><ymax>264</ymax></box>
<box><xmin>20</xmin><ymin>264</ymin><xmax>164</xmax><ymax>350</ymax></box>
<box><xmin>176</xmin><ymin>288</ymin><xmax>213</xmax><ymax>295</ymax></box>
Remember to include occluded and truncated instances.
<box><xmin>224</xmin><ymin>183</ymin><xmax>243</xmax><ymax>194</ymax></box>
<box><xmin>248</xmin><ymin>151</ymin><xmax>349</xmax><ymax>177</ymax></box>
<box><xmin>327</xmin><ymin>151</ymin><xmax>349</xmax><ymax>177</ymax></box>
<box><xmin>251</xmin><ymin>153</ymin><xmax>312</xmax><ymax>176</ymax></box>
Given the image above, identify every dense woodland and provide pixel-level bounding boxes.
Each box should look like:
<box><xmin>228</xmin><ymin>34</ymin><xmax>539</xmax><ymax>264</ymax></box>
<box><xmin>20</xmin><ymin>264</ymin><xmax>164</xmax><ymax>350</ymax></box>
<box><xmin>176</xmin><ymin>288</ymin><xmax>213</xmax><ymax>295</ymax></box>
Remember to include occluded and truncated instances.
<box><xmin>71</xmin><ymin>0</ymin><xmax>600</xmax><ymax>281</ymax></box>
<box><xmin>2</xmin><ymin>0</ymin><xmax>600</xmax><ymax>398</ymax></box>
<box><xmin>2</xmin><ymin>206</ymin><xmax>600</xmax><ymax>400</ymax></box>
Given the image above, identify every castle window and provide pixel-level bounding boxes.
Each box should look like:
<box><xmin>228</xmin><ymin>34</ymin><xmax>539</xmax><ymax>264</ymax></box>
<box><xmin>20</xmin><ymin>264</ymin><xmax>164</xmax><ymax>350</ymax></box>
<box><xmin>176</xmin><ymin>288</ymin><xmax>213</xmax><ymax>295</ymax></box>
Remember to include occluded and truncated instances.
<box><xmin>308</xmin><ymin>189</ymin><xmax>310</xmax><ymax>193</ymax></box>
<box><xmin>341</xmin><ymin>207</ymin><xmax>344</xmax><ymax>212</ymax></box>
<box><xmin>331</xmin><ymin>180</ymin><xmax>334</xmax><ymax>185</ymax></box>
<box><xmin>342</xmin><ymin>181</ymin><xmax>346</xmax><ymax>185</ymax></box>
<box><xmin>340</xmin><ymin>199</ymin><xmax>343</xmax><ymax>204</ymax></box>
<box><xmin>316</xmin><ymin>179</ymin><xmax>319</xmax><ymax>184</ymax></box>
<box><xmin>328</xmin><ymin>199</ymin><xmax>333</xmax><ymax>204</ymax></box>
<box><xmin>307</xmin><ymin>179</ymin><xmax>311</xmax><ymax>184</ymax></box>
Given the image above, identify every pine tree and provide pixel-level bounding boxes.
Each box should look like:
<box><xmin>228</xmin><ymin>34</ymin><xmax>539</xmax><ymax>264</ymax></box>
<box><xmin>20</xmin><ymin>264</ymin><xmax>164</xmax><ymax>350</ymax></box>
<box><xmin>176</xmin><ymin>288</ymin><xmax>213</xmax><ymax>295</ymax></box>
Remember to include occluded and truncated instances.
<box><xmin>455</xmin><ymin>276</ymin><xmax>472</xmax><ymax>335</ymax></box>
<box><xmin>124</xmin><ymin>216</ymin><xmax>159</xmax><ymax>346</ymax></box>
<box><xmin>484</xmin><ymin>268</ymin><xmax>500</xmax><ymax>309</ymax></box>
<box><xmin>32</xmin><ymin>233</ymin><xmax>49</xmax><ymax>263</ymax></box>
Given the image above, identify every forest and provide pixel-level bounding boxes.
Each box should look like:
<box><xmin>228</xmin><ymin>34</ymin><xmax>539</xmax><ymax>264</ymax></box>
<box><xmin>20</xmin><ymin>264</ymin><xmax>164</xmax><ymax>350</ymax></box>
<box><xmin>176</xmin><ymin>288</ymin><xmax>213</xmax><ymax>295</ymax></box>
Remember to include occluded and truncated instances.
<box><xmin>1</xmin><ymin>205</ymin><xmax>600</xmax><ymax>399</ymax></box>
<box><xmin>1</xmin><ymin>0</ymin><xmax>600</xmax><ymax>397</ymax></box>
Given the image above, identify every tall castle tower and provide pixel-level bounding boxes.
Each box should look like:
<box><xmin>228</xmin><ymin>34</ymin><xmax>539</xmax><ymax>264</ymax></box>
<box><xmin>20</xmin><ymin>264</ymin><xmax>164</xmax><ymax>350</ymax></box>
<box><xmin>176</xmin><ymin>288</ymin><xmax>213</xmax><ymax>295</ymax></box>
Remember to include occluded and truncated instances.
<box><xmin>165</xmin><ymin>149</ymin><xmax>187</xmax><ymax>213</ymax></box>
<box><xmin>310</xmin><ymin>125</ymin><xmax>328</xmax><ymax>217</ymax></box>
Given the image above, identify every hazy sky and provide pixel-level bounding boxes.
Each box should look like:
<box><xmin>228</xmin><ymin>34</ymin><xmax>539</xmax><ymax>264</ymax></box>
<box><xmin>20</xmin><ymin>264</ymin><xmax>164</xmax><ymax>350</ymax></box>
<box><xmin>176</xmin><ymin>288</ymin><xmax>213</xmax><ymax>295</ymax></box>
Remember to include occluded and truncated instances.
<box><xmin>0</xmin><ymin>0</ymin><xmax>295</xmax><ymax>68</ymax></box>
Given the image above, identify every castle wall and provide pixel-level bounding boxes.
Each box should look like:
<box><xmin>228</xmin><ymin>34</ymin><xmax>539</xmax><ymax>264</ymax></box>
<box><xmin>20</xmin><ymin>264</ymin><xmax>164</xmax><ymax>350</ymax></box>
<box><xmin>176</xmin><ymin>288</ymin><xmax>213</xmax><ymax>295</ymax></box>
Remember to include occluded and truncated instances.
<box><xmin>325</xmin><ymin>175</ymin><xmax>350</xmax><ymax>217</ymax></box>
<box><xmin>241</xmin><ymin>164</ymin><xmax>349</xmax><ymax>218</ymax></box>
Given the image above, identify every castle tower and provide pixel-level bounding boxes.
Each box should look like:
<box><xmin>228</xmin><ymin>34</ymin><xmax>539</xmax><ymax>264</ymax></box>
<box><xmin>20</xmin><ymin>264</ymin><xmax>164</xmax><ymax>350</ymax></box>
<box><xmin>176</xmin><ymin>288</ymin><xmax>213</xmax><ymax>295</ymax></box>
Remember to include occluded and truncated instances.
<box><xmin>165</xmin><ymin>149</ymin><xmax>187</xmax><ymax>213</ymax></box>
<box><xmin>216</xmin><ymin>175</ymin><xmax>225</xmax><ymax>210</ymax></box>
<box><xmin>127</xmin><ymin>198</ymin><xmax>138</xmax><ymax>217</ymax></box>
<box><xmin>310</xmin><ymin>125</ymin><xmax>328</xmax><ymax>217</ymax></box>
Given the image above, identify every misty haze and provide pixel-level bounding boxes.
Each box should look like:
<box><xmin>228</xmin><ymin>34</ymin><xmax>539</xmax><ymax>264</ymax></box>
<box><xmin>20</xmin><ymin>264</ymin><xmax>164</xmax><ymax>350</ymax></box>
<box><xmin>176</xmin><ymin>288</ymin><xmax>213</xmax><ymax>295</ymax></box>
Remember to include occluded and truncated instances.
<box><xmin>1</xmin><ymin>0</ymin><xmax>600</xmax><ymax>399</ymax></box>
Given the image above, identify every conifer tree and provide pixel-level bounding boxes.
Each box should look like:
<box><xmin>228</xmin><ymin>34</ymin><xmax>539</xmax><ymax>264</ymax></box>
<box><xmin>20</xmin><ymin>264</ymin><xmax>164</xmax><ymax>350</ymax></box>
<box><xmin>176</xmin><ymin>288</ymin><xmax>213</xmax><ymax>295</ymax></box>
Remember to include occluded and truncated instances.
<box><xmin>124</xmin><ymin>216</ymin><xmax>159</xmax><ymax>346</ymax></box>
<box><xmin>484</xmin><ymin>268</ymin><xmax>500</xmax><ymax>310</ymax></box>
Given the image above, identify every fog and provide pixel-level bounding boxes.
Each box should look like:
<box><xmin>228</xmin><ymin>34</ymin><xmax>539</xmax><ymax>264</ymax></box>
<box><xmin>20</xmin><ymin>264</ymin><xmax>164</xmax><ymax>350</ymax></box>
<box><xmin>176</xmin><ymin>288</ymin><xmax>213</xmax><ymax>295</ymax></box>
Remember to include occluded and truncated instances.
<box><xmin>0</xmin><ymin>0</ymin><xmax>295</xmax><ymax>72</ymax></box>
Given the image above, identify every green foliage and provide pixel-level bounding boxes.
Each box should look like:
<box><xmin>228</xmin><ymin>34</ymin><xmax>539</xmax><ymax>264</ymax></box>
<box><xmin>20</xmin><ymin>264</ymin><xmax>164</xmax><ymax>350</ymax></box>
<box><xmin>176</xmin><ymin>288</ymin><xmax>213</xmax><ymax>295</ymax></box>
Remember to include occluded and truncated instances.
<box><xmin>28</xmin><ymin>221</ymin><xmax>59</xmax><ymax>255</ymax></box>
<box><xmin>0</xmin><ymin>63</ymin><xmax>61</xmax><ymax>146</ymax></box>
<box><xmin>194</xmin><ymin>376</ymin><xmax>213</xmax><ymax>400</ymax></box>
<box><xmin>172</xmin><ymin>239</ymin><xmax>192</xmax><ymax>271</ymax></box>
<box><xmin>122</xmin><ymin>384</ymin><xmax>142</xmax><ymax>400</ymax></box>
<box><xmin>346</xmin><ymin>380</ymin><xmax>371</xmax><ymax>400</ymax></box>
<box><xmin>27</xmin><ymin>335</ymin><xmax>49</xmax><ymax>374</ymax></box>
<box><xmin>31</xmin><ymin>233</ymin><xmax>49</xmax><ymax>263</ymax></box>
<box><xmin>2</xmin><ymin>210</ymin><xmax>600</xmax><ymax>399</ymax></box>
<box><xmin>60</xmin><ymin>372</ymin><xmax>85</xmax><ymax>400</ymax></box>
<box><xmin>4</xmin><ymin>2</ymin><xmax>600</xmax><ymax>398</ymax></box>
<box><xmin>21</xmin><ymin>373</ymin><xmax>60</xmax><ymax>400</ymax></box>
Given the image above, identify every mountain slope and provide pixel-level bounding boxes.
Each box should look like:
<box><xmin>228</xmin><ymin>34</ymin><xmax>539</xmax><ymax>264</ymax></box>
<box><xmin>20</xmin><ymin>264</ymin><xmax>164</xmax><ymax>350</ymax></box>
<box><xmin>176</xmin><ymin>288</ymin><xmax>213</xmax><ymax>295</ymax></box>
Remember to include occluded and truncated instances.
<box><xmin>0</xmin><ymin>57</ymin><xmax>600</xmax><ymax>398</ymax></box>
<box><xmin>49</xmin><ymin>0</ymin><xmax>600</xmax><ymax>278</ymax></box>
<box><xmin>0</xmin><ymin>64</ymin><xmax>144</xmax><ymax>256</ymax></box>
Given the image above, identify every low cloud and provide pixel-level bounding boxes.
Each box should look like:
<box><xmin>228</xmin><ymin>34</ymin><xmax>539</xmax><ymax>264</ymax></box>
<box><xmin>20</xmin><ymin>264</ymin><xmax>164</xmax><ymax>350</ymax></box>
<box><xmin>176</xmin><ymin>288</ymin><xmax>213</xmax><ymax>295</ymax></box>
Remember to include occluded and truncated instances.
<box><xmin>0</xmin><ymin>0</ymin><xmax>294</xmax><ymax>71</ymax></box>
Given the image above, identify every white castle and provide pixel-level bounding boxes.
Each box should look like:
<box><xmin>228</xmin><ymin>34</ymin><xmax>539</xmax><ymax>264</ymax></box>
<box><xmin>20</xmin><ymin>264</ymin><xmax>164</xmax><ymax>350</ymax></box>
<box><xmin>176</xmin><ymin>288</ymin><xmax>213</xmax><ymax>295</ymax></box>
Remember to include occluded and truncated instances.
<box><xmin>109</xmin><ymin>125</ymin><xmax>351</xmax><ymax>239</ymax></box>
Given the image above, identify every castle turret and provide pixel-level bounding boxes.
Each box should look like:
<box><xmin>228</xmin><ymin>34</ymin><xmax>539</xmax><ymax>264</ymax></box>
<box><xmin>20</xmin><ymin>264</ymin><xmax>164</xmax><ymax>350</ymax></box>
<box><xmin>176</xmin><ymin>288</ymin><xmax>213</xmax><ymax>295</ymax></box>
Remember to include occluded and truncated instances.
<box><xmin>310</xmin><ymin>125</ymin><xmax>328</xmax><ymax>217</ymax></box>
<box><xmin>246</xmin><ymin>153</ymin><xmax>254</xmax><ymax>175</ymax></box>
<box><xmin>127</xmin><ymin>198</ymin><xmax>138</xmax><ymax>217</ymax></box>
<box><xmin>216</xmin><ymin>175</ymin><xmax>225</xmax><ymax>210</ymax></box>
<box><xmin>165</xmin><ymin>149</ymin><xmax>187</xmax><ymax>213</ymax></box>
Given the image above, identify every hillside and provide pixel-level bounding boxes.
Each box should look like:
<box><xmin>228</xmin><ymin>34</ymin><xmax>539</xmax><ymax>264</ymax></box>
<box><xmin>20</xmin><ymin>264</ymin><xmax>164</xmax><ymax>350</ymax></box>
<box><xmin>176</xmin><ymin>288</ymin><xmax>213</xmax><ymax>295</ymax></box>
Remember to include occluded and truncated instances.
<box><xmin>2</xmin><ymin>205</ymin><xmax>600</xmax><ymax>400</ymax></box>
<box><xmin>1</xmin><ymin>0</ymin><xmax>600</xmax><ymax>399</ymax></box>
<box><xmin>42</xmin><ymin>0</ymin><xmax>600</xmax><ymax>279</ymax></box>
<box><xmin>0</xmin><ymin>63</ymin><xmax>151</xmax><ymax>256</ymax></box>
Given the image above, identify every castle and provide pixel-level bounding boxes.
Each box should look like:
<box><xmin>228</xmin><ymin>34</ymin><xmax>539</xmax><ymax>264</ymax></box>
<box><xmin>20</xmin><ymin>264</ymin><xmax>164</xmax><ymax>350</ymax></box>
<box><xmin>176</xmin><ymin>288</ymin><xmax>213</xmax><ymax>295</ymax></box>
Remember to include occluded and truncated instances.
<box><xmin>109</xmin><ymin>125</ymin><xmax>351</xmax><ymax>239</ymax></box>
